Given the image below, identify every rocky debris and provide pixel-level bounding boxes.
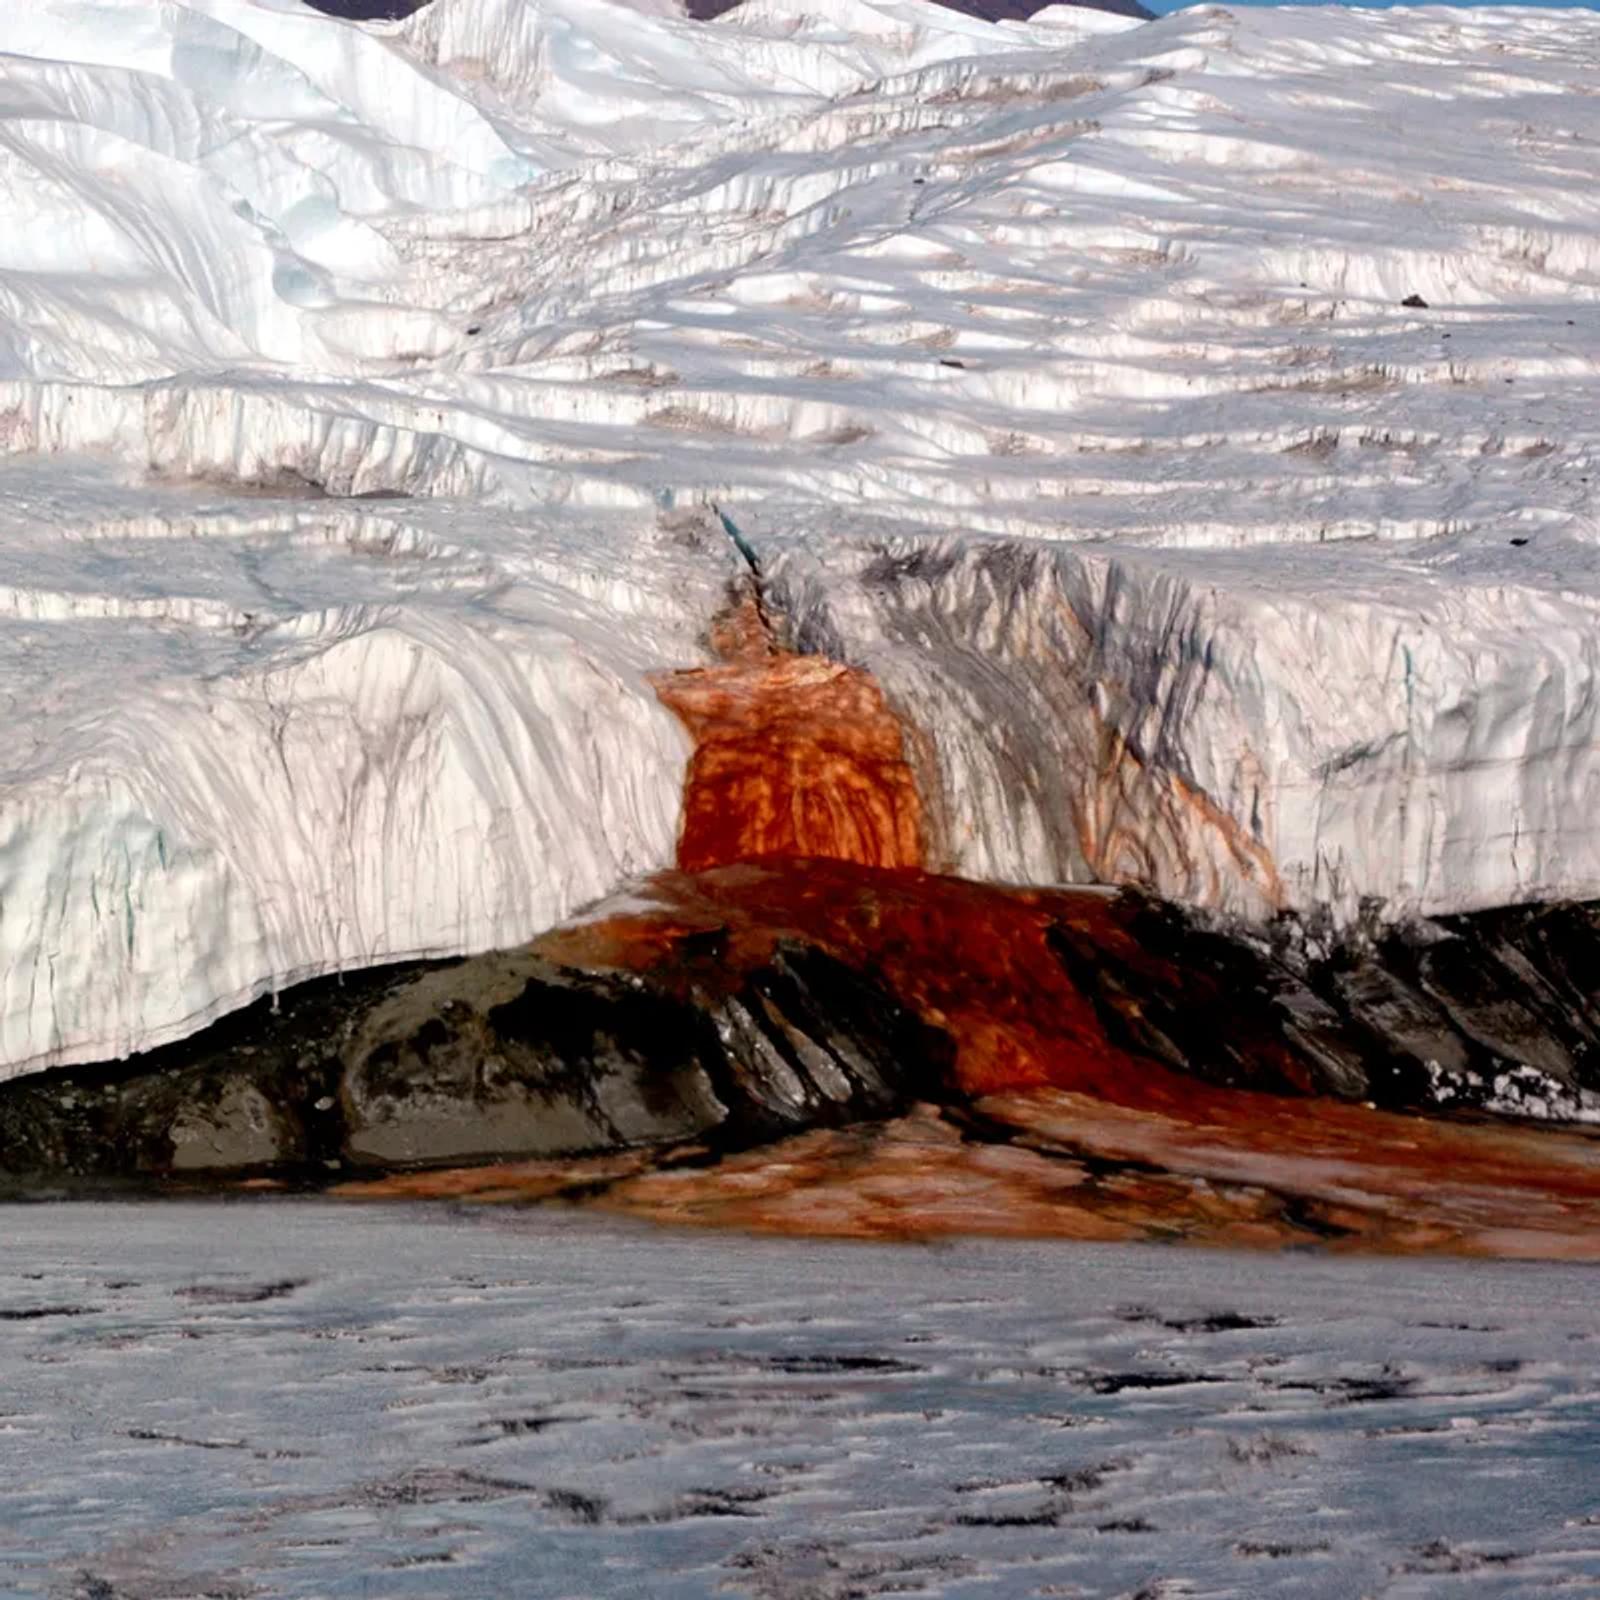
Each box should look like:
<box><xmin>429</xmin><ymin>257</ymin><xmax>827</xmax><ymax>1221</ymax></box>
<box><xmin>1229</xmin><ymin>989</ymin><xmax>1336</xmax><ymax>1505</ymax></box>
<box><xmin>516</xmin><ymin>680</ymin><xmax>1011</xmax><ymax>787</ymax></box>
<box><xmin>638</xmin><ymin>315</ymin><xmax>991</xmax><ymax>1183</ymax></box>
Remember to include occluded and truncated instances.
<box><xmin>1053</xmin><ymin>894</ymin><xmax>1600</xmax><ymax>1120</ymax></box>
<box><xmin>340</xmin><ymin>939</ymin><xmax>938</xmax><ymax>1167</ymax></box>
<box><xmin>0</xmin><ymin>930</ymin><xmax>945</xmax><ymax>1183</ymax></box>
<box><xmin>305</xmin><ymin>0</ymin><xmax>1157</xmax><ymax>27</ymax></box>
<box><xmin>302</xmin><ymin>1</ymin><xmax>432</xmax><ymax>18</ymax></box>
<box><xmin>1</xmin><ymin>862</ymin><xmax>1596</xmax><ymax>1188</ymax></box>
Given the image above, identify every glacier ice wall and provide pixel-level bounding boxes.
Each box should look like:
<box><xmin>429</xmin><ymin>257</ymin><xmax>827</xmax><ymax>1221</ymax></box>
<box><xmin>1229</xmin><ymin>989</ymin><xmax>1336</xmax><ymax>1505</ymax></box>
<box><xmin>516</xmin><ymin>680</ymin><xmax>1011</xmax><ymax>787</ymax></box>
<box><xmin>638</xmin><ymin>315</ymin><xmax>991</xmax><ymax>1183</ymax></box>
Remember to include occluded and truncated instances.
<box><xmin>2</xmin><ymin>0</ymin><xmax>1600</xmax><ymax>1073</ymax></box>
<box><xmin>763</xmin><ymin>522</ymin><xmax>1600</xmax><ymax>921</ymax></box>
<box><xmin>0</xmin><ymin>474</ymin><xmax>731</xmax><ymax>1078</ymax></box>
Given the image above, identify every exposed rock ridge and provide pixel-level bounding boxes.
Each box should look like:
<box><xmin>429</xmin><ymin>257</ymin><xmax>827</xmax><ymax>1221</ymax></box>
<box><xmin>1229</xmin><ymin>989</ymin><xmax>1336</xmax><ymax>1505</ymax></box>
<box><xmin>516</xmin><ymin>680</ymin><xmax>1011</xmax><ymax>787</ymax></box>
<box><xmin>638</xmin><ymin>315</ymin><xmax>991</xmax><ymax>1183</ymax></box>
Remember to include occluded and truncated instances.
<box><xmin>0</xmin><ymin>896</ymin><xmax>950</xmax><ymax>1182</ymax></box>
<box><xmin>3</xmin><ymin>864</ymin><xmax>1597</xmax><ymax>1191</ymax></box>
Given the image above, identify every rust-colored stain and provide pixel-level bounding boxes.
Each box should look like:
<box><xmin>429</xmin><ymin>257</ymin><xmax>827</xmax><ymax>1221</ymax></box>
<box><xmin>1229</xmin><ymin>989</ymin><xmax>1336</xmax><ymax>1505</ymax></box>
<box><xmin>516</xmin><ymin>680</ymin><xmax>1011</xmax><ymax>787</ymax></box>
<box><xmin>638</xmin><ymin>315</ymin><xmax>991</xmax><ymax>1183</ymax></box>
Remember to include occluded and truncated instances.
<box><xmin>345</xmin><ymin>1089</ymin><xmax>1600</xmax><ymax>1262</ymax></box>
<box><xmin>1078</xmin><ymin>724</ymin><xmax>1285</xmax><ymax>913</ymax></box>
<box><xmin>653</xmin><ymin>595</ymin><xmax>923</xmax><ymax>872</ymax></box>
<box><xmin>477</xmin><ymin>860</ymin><xmax>1600</xmax><ymax>1258</ymax></box>
<box><xmin>593</xmin><ymin>1092</ymin><xmax>1600</xmax><ymax>1260</ymax></box>
<box><xmin>539</xmin><ymin>860</ymin><xmax>1138</xmax><ymax>1099</ymax></box>
<box><xmin>340</xmin><ymin>625</ymin><xmax>1600</xmax><ymax>1260</ymax></box>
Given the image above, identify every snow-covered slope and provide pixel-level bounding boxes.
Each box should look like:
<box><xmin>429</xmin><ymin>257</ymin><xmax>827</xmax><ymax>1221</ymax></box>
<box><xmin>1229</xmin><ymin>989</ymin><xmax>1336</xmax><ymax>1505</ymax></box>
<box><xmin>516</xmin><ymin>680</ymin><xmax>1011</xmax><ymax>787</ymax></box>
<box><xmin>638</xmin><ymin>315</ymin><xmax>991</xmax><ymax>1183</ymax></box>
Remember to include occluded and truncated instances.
<box><xmin>2</xmin><ymin>0</ymin><xmax>1599</xmax><ymax>1075</ymax></box>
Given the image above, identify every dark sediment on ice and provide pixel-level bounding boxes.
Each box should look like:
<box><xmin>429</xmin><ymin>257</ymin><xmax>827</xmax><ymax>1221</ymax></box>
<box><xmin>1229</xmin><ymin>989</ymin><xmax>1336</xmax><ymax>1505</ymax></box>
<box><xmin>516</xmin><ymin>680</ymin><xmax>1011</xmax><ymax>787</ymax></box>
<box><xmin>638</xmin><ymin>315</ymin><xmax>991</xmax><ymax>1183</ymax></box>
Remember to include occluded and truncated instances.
<box><xmin>302</xmin><ymin>1</ymin><xmax>432</xmax><ymax>18</ymax></box>
<box><xmin>681</xmin><ymin>0</ymin><xmax>1155</xmax><ymax>17</ymax></box>
<box><xmin>301</xmin><ymin>0</ymin><xmax>1157</xmax><ymax>30</ymax></box>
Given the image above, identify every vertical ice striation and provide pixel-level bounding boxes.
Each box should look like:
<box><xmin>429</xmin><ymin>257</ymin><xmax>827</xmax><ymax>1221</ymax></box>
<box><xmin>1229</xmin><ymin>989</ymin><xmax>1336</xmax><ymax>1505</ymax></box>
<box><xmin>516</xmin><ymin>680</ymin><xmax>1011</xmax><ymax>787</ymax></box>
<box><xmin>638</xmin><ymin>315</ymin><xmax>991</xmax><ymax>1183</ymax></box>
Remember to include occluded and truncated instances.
<box><xmin>761</xmin><ymin>525</ymin><xmax>1600</xmax><ymax>921</ymax></box>
<box><xmin>0</xmin><ymin>484</ymin><xmax>730</xmax><ymax>1079</ymax></box>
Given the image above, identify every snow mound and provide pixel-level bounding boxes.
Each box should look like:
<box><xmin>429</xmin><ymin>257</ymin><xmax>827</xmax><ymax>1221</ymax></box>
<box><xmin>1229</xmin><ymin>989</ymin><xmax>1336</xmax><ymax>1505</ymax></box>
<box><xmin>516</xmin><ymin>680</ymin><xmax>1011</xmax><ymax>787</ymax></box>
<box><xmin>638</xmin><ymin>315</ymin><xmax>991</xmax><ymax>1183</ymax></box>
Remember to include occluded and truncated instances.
<box><xmin>3</xmin><ymin>0</ymin><xmax>1600</xmax><ymax>1073</ymax></box>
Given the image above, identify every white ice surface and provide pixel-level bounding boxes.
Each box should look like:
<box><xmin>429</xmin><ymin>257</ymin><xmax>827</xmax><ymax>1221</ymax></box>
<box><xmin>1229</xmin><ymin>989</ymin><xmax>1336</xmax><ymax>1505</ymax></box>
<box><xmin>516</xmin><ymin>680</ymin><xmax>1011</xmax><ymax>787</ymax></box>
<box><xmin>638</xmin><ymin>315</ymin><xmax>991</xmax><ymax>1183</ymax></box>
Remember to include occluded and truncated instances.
<box><xmin>3</xmin><ymin>0</ymin><xmax>1600</xmax><ymax>1072</ymax></box>
<box><xmin>0</xmin><ymin>468</ymin><xmax>732</xmax><ymax>1078</ymax></box>
<box><xmin>3</xmin><ymin>1202</ymin><xmax>1599</xmax><ymax>1598</ymax></box>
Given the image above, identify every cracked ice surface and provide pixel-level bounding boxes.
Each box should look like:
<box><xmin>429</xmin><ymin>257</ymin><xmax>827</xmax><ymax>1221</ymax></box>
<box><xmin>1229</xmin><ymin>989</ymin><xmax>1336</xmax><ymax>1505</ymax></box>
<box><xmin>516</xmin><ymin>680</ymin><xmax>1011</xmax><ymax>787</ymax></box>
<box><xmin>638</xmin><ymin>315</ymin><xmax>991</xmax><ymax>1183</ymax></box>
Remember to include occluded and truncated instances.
<box><xmin>3</xmin><ymin>1202</ymin><xmax>1600</xmax><ymax>1598</ymax></box>
<box><xmin>3</xmin><ymin>0</ymin><xmax>1600</xmax><ymax>1072</ymax></box>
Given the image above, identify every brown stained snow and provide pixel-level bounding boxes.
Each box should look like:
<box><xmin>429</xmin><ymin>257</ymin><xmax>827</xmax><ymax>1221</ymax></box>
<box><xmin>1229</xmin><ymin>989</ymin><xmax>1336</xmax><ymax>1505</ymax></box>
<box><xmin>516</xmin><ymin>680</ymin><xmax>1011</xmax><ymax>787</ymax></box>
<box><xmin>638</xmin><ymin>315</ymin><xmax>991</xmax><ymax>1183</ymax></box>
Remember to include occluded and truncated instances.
<box><xmin>332</xmin><ymin>595</ymin><xmax>1598</xmax><ymax>1257</ymax></box>
<box><xmin>1078</xmin><ymin>724</ymin><xmax>1285</xmax><ymax>914</ymax></box>
<box><xmin>346</xmin><ymin>1087</ymin><xmax>1600</xmax><ymax>1261</ymax></box>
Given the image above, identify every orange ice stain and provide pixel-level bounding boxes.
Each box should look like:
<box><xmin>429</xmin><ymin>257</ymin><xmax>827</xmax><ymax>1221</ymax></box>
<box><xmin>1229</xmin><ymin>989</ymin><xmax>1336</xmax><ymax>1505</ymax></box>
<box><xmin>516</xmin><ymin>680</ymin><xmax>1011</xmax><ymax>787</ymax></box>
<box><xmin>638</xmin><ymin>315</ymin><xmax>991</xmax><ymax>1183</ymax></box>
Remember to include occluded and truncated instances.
<box><xmin>540</xmin><ymin>860</ymin><xmax>1143</xmax><ymax>1100</ymax></box>
<box><xmin>345</xmin><ymin>1085</ymin><xmax>1600</xmax><ymax>1262</ymax></box>
<box><xmin>653</xmin><ymin>596</ymin><xmax>923</xmax><ymax>873</ymax></box>
<box><xmin>525</xmin><ymin>860</ymin><xmax>1600</xmax><ymax>1258</ymax></box>
<box><xmin>542</xmin><ymin>861</ymin><xmax>1321</xmax><ymax>1106</ymax></box>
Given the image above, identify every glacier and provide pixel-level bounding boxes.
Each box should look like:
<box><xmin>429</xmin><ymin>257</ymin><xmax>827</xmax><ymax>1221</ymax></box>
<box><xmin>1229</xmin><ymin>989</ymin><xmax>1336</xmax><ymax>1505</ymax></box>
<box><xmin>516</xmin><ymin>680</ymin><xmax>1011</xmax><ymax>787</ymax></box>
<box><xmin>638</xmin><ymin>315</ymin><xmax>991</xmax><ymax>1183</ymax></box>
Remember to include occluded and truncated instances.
<box><xmin>2</xmin><ymin>0</ymin><xmax>1600</xmax><ymax>1078</ymax></box>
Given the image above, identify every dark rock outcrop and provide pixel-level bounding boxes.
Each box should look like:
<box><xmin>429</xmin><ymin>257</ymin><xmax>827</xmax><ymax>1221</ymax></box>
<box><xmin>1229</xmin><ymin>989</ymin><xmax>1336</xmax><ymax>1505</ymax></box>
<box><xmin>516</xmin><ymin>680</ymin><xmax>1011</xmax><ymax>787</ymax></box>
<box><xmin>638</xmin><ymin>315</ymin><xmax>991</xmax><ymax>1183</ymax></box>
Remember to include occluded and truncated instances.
<box><xmin>1054</xmin><ymin>895</ymin><xmax>1600</xmax><ymax>1120</ymax></box>
<box><xmin>682</xmin><ymin>0</ymin><xmax>1155</xmax><ymax>18</ymax></box>
<box><xmin>302</xmin><ymin>1</ymin><xmax>432</xmax><ymax>18</ymax></box>
<box><xmin>303</xmin><ymin>0</ymin><xmax>1157</xmax><ymax>30</ymax></box>
<box><xmin>0</xmin><ymin>934</ymin><xmax>947</xmax><ymax>1183</ymax></box>
<box><xmin>2</xmin><ymin>866</ymin><xmax>1595</xmax><ymax>1188</ymax></box>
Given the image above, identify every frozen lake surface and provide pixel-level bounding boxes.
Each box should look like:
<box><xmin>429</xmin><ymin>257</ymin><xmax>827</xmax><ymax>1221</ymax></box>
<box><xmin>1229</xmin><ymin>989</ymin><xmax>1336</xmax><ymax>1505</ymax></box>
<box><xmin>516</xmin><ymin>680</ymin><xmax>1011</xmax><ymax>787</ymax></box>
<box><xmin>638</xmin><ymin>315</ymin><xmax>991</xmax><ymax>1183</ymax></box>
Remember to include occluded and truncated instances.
<box><xmin>2</xmin><ymin>1202</ymin><xmax>1598</xmax><ymax>1598</ymax></box>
